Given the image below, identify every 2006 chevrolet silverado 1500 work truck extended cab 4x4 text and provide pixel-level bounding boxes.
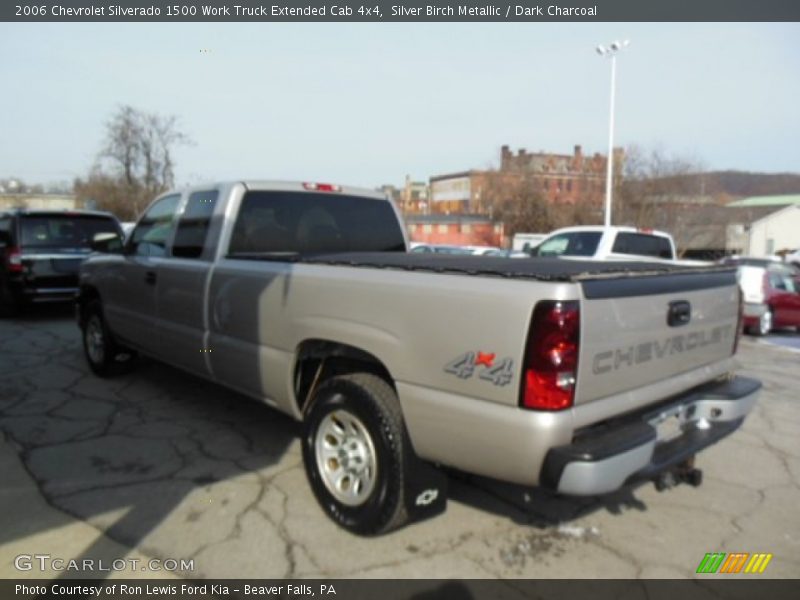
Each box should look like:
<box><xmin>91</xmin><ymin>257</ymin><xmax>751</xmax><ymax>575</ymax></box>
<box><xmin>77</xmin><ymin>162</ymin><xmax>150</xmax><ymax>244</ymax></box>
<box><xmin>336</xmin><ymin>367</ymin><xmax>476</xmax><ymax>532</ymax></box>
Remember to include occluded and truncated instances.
<box><xmin>77</xmin><ymin>181</ymin><xmax>761</xmax><ymax>535</ymax></box>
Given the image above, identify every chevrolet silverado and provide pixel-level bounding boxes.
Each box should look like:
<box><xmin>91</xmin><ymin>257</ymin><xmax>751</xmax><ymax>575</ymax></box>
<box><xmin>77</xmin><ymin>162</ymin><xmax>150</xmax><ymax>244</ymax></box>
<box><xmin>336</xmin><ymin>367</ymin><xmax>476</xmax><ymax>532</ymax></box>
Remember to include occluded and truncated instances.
<box><xmin>77</xmin><ymin>181</ymin><xmax>760</xmax><ymax>535</ymax></box>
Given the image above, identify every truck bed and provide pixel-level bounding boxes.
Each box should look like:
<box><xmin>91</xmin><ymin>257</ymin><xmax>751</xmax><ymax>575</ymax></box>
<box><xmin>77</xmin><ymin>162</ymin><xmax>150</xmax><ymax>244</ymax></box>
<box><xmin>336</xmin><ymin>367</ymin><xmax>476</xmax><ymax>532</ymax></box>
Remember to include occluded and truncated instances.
<box><xmin>229</xmin><ymin>252</ymin><xmax>736</xmax><ymax>289</ymax></box>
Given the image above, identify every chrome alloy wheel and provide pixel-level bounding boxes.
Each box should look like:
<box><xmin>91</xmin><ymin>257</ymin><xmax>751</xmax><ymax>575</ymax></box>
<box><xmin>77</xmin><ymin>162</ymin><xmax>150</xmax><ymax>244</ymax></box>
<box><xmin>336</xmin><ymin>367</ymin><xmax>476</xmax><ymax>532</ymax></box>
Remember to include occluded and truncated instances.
<box><xmin>759</xmin><ymin>309</ymin><xmax>772</xmax><ymax>336</ymax></box>
<box><xmin>85</xmin><ymin>315</ymin><xmax>105</xmax><ymax>365</ymax></box>
<box><xmin>314</xmin><ymin>409</ymin><xmax>378</xmax><ymax>506</ymax></box>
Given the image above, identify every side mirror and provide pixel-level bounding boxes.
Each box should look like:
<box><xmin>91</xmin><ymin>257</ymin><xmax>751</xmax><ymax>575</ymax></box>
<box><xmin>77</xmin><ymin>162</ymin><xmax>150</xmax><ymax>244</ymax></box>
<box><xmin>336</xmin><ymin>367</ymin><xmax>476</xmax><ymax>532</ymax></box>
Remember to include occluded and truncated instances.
<box><xmin>91</xmin><ymin>232</ymin><xmax>123</xmax><ymax>254</ymax></box>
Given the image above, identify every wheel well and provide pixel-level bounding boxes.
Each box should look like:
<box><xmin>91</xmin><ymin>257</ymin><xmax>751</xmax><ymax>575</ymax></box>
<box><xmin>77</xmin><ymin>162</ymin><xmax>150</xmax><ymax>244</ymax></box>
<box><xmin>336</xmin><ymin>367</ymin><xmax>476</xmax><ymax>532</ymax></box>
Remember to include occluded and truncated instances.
<box><xmin>294</xmin><ymin>340</ymin><xmax>395</xmax><ymax>416</ymax></box>
<box><xmin>77</xmin><ymin>286</ymin><xmax>101</xmax><ymax>327</ymax></box>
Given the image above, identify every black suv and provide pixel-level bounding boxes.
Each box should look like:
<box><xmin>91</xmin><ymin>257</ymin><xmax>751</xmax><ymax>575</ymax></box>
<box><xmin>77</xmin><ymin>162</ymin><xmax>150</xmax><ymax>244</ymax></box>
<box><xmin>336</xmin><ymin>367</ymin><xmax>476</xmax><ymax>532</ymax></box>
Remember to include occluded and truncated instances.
<box><xmin>0</xmin><ymin>209</ymin><xmax>122</xmax><ymax>315</ymax></box>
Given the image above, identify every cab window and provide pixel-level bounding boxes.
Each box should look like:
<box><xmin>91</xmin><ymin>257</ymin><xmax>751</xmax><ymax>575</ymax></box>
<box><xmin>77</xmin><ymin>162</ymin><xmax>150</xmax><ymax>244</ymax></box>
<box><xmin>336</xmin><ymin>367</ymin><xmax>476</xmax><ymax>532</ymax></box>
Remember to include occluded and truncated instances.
<box><xmin>128</xmin><ymin>195</ymin><xmax>180</xmax><ymax>257</ymax></box>
<box><xmin>535</xmin><ymin>232</ymin><xmax>602</xmax><ymax>257</ymax></box>
<box><xmin>172</xmin><ymin>190</ymin><xmax>218</xmax><ymax>259</ymax></box>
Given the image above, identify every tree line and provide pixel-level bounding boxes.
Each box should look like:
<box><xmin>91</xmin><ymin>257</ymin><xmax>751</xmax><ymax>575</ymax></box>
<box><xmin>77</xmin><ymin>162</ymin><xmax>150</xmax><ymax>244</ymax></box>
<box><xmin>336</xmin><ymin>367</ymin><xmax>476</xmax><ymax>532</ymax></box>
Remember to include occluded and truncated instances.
<box><xmin>11</xmin><ymin>104</ymin><xmax>766</xmax><ymax>255</ymax></box>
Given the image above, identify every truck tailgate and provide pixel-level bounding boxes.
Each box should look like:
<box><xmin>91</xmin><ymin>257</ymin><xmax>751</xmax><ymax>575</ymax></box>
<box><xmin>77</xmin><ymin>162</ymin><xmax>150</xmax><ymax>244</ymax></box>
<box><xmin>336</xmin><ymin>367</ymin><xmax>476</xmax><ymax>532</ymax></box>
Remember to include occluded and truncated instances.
<box><xmin>576</xmin><ymin>270</ymin><xmax>739</xmax><ymax>405</ymax></box>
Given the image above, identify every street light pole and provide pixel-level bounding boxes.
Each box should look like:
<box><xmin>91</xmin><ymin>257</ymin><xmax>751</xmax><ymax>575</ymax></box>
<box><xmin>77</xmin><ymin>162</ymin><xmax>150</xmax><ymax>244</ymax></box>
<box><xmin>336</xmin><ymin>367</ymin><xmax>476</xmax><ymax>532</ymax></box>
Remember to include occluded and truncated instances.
<box><xmin>596</xmin><ymin>40</ymin><xmax>629</xmax><ymax>227</ymax></box>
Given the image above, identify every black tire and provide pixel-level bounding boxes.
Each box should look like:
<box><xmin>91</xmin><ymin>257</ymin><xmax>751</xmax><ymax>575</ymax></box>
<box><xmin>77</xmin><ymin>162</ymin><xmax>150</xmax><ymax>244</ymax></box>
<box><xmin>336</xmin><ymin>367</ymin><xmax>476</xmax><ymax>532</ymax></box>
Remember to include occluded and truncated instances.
<box><xmin>302</xmin><ymin>372</ymin><xmax>410</xmax><ymax>535</ymax></box>
<box><xmin>0</xmin><ymin>282</ymin><xmax>21</xmax><ymax>318</ymax></box>
<box><xmin>81</xmin><ymin>300</ymin><xmax>136</xmax><ymax>377</ymax></box>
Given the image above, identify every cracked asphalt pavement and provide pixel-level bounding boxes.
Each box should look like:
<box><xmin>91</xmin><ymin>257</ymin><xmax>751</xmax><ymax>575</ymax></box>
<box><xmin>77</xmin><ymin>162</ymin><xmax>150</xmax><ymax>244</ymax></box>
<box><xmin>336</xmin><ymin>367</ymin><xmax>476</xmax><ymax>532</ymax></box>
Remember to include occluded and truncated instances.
<box><xmin>0</xmin><ymin>306</ymin><xmax>798</xmax><ymax>579</ymax></box>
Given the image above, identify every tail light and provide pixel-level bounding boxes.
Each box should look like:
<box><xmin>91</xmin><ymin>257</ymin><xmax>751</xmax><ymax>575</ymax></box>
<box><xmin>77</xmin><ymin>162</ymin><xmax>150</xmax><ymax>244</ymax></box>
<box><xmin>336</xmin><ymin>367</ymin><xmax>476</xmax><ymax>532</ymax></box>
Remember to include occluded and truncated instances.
<box><xmin>733</xmin><ymin>286</ymin><xmax>744</xmax><ymax>354</ymax></box>
<box><xmin>303</xmin><ymin>182</ymin><xmax>341</xmax><ymax>193</ymax></box>
<box><xmin>5</xmin><ymin>247</ymin><xmax>22</xmax><ymax>273</ymax></box>
<box><xmin>520</xmin><ymin>300</ymin><xmax>580</xmax><ymax>411</ymax></box>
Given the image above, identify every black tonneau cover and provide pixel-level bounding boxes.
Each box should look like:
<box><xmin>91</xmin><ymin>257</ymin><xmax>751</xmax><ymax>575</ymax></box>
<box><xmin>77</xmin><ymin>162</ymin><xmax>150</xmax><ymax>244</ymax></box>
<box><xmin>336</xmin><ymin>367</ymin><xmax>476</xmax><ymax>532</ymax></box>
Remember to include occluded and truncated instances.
<box><xmin>229</xmin><ymin>252</ymin><xmax>736</xmax><ymax>297</ymax></box>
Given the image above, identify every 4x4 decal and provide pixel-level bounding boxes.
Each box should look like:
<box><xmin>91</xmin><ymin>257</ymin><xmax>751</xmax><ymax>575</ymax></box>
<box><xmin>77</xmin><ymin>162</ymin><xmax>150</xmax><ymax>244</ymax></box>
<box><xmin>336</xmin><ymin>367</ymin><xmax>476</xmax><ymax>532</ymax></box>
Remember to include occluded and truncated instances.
<box><xmin>444</xmin><ymin>351</ymin><xmax>514</xmax><ymax>386</ymax></box>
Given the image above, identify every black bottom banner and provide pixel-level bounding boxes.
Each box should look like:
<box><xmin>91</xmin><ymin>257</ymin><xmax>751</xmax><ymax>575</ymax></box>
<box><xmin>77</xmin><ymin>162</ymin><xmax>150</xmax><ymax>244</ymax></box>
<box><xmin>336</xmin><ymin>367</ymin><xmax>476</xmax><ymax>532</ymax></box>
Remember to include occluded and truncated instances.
<box><xmin>2</xmin><ymin>579</ymin><xmax>799</xmax><ymax>600</ymax></box>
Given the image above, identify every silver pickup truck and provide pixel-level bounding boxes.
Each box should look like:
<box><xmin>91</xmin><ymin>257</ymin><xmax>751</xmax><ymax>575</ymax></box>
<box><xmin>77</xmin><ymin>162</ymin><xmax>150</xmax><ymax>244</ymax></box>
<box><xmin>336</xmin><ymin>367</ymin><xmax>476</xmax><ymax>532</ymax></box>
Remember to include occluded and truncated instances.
<box><xmin>77</xmin><ymin>181</ymin><xmax>760</xmax><ymax>535</ymax></box>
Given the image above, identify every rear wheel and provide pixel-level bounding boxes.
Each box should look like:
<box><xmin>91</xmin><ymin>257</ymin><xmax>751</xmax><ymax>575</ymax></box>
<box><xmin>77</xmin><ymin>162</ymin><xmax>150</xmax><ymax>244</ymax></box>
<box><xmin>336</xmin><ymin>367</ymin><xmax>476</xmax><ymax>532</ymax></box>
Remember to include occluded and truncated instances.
<box><xmin>81</xmin><ymin>300</ymin><xmax>136</xmax><ymax>376</ymax></box>
<box><xmin>302</xmin><ymin>372</ymin><xmax>409</xmax><ymax>535</ymax></box>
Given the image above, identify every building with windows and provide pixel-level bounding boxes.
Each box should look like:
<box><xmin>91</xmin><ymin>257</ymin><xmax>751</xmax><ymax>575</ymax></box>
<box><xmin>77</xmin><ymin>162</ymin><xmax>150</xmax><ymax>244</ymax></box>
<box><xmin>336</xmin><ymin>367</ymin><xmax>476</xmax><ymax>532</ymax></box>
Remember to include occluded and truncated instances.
<box><xmin>641</xmin><ymin>198</ymin><xmax>800</xmax><ymax>259</ymax></box>
<box><xmin>428</xmin><ymin>171</ymin><xmax>488</xmax><ymax>215</ymax></box>
<box><xmin>405</xmin><ymin>213</ymin><xmax>503</xmax><ymax>247</ymax></box>
<box><xmin>427</xmin><ymin>144</ymin><xmax>619</xmax><ymax>217</ymax></box>
<box><xmin>499</xmin><ymin>144</ymin><xmax>619</xmax><ymax>206</ymax></box>
<box><xmin>724</xmin><ymin>197</ymin><xmax>800</xmax><ymax>257</ymax></box>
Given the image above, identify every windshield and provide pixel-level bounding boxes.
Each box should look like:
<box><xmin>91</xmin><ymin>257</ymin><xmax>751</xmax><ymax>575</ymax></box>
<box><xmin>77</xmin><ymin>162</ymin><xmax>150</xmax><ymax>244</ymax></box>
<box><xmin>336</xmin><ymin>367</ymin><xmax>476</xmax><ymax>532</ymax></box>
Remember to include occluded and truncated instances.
<box><xmin>20</xmin><ymin>215</ymin><xmax>120</xmax><ymax>250</ymax></box>
<box><xmin>534</xmin><ymin>232</ymin><xmax>602</xmax><ymax>257</ymax></box>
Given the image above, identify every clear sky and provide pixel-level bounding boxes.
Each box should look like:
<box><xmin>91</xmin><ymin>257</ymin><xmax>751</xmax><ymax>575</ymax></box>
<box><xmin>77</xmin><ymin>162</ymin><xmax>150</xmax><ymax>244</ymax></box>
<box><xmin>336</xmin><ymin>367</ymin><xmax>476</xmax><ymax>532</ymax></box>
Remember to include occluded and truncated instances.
<box><xmin>1</xmin><ymin>22</ymin><xmax>798</xmax><ymax>189</ymax></box>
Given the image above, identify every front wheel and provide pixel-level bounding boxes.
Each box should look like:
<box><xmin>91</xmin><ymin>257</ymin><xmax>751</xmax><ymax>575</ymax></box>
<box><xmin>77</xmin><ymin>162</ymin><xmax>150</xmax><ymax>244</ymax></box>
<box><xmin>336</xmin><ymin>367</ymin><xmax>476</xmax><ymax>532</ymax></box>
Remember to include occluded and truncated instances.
<box><xmin>82</xmin><ymin>300</ymin><xmax>136</xmax><ymax>377</ymax></box>
<box><xmin>302</xmin><ymin>372</ymin><xmax>410</xmax><ymax>535</ymax></box>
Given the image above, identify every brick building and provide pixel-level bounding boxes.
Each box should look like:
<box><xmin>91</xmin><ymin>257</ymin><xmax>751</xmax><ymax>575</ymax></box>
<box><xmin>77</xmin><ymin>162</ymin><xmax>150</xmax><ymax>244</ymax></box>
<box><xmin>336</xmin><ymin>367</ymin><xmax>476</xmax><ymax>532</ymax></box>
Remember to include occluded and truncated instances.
<box><xmin>405</xmin><ymin>213</ymin><xmax>504</xmax><ymax>247</ymax></box>
<box><xmin>427</xmin><ymin>144</ymin><xmax>622</xmax><ymax>217</ymax></box>
<box><xmin>500</xmin><ymin>144</ymin><xmax>621</xmax><ymax>206</ymax></box>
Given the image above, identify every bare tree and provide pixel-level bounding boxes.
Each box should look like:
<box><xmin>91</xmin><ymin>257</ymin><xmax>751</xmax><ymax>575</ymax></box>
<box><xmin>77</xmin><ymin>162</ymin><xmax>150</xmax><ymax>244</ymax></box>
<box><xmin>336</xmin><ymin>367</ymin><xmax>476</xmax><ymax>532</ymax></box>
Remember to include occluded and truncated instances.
<box><xmin>479</xmin><ymin>170</ymin><xmax>558</xmax><ymax>238</ymax></box>
<box><xmin>616</xmin><ymin>145</ymin><xmax>719</xmax><ymax>256</ymax></box>
<box><xmin>103</xmin><ymin>105</ymin><xmax>143</xmax><ymax>187</ymax></box>
<box><xmin>616</xmin><ymin>145</ymin><xmax>707</xmax><ymax>225</ymax></box>
<box><xmin>75</xmin><ymin>106</ymin><xmax>191</xmax><ymax>219</ymax></box>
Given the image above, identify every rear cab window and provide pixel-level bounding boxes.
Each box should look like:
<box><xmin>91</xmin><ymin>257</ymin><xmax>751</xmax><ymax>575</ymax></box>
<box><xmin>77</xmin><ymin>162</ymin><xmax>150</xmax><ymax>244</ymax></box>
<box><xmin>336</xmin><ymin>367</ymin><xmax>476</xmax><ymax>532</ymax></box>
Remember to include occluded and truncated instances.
<box><xmin>612</xmin><ymin>232</ymin><xmax>673</xmax><ymax>259</ymax></box>
<box><xmin>228</xmin><ymin>191</ymin><xmax>405</xmax><ymax>255</ymax></box>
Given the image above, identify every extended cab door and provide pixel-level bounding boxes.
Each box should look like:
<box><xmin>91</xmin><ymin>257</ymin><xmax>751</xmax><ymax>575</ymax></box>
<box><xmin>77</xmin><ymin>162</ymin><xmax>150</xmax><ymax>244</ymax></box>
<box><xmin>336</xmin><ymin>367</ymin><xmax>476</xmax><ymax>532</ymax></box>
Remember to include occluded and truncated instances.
<box><xmin>153</xmin><ymin>189</ymin><xmax>221</xmax><ymax>375</ymax></box>
<box><xmin>103</xmin><ymin>194</ymin><xmax>181</xmax><ymax>351</ymax></box>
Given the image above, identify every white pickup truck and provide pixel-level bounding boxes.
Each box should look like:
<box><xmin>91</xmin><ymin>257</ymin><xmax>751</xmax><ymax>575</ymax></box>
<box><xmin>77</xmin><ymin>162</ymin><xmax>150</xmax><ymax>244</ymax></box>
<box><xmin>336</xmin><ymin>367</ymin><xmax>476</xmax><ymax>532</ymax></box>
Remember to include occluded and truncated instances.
<box><xmin>77</xmin><ymin>181</ymin><xmax>760</xmax><ymax>535</ymax></box>
<box><xmin>533</xmin><ymin>226</ymin><xmax>677</xmax><ymax>261</ymax></box>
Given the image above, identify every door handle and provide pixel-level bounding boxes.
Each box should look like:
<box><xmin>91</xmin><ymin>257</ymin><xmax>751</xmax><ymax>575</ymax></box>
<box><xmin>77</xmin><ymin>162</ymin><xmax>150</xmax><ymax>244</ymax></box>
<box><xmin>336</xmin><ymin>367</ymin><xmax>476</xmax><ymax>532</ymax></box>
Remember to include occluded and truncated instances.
<box><xmin>145</xmin><ymin>271</ymin><xmax>157</xmax><ymax>285</ymax></box>
<box><xmin>667</xmin><ymin>300</ymin><xmax>691</xmax><ymax>327</ymax></box>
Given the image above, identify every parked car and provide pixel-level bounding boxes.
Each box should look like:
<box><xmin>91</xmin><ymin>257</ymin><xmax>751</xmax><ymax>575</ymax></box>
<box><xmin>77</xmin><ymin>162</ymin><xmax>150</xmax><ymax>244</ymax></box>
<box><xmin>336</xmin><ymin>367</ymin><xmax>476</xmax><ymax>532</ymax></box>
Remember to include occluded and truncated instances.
<box><xmin>409</xmin><ymin>243</ymin><xmax>473</xmax><ymax>255</ymax></box>
<box><xmin>532</xmin><ymin>226</ymin><xmax>677</xmax><ymax>261</ymax></box>
<box><xmin>722</xmin><ymin>257</ymin><xmax>800</xmax><ymax>336</ymax></box>
<box><xmin>0</xmin><ymin>209</ymin><xmax>122</xmax><ymax>315</ymax></box>
<box><xmin>483</xmin><ymin>248</ymin><xmax>530</xmax><ymax>258</ymax></box>
<box><xmin>77</xmin><ymin>180</ymin><xmax>758</xmax><ymax>535</ymax></box>
<box><xmin>466</xmin><ymin>245</ymin><xmax>502</xmax><ymax>255</ymax></box>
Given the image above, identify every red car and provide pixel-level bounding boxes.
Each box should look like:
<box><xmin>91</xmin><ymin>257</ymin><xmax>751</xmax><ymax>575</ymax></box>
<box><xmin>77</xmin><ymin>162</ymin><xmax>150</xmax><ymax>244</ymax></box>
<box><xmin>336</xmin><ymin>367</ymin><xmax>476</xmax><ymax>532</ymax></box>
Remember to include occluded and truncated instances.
<box><xmin>725</xmin><ymin>258</ymin><xmax>800</xmax><ymax>336</ymax></box>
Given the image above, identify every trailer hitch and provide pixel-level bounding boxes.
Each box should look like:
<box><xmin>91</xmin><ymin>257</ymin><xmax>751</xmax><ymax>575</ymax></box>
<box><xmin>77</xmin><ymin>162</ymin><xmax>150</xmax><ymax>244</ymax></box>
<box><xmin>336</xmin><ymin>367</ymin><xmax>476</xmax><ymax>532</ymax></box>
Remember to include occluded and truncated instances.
<box><xmin>653</xmin><ymin>457</ymin><xmax>703</xmax><ymax>491</ymax></box>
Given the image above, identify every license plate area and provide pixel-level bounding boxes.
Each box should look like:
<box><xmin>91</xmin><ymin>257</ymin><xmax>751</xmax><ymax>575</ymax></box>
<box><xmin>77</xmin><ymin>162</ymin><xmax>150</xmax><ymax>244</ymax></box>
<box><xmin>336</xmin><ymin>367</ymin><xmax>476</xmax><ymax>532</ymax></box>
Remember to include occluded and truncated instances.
<box><xmin>648</xmin><ymin>404</ymin><xmax>693</xmax><ymax>444</ymax></box>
